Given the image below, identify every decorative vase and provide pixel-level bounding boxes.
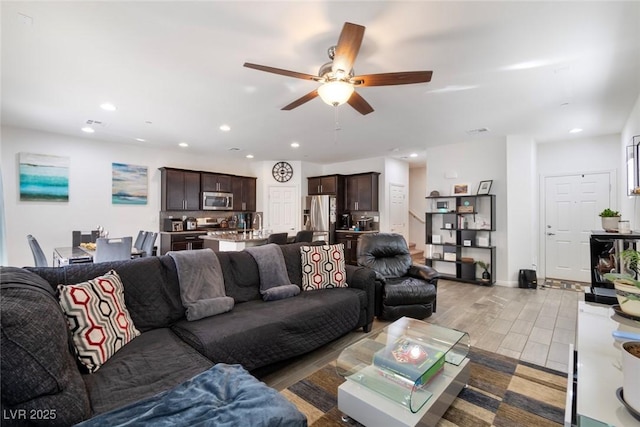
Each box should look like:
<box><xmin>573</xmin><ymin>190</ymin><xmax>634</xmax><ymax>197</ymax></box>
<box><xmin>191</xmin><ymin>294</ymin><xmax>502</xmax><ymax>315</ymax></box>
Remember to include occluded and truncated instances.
<box><xmin>613</xmin><ymin>280</ymin><xmax>640</xmax><ymax>316</ymax></box>
<box><xmin>481</xmin><ymin>270</ymin><xmax>491</xmax><ymax>283</ymax></box>
<box><xmin>601</xmin><ymin>216</ymin><xmax>621</xmax><ymax>232</ymax></box>
<box><xmin>622</xmin><ymin>341</ymin><xmax>640</xmax><ymax>412</ymax></box>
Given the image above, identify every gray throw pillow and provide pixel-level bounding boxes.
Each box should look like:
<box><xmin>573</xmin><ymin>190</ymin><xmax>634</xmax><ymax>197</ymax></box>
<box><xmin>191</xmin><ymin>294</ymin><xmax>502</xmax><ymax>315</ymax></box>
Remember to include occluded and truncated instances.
<box><xmin>261</xmin><ymin>284</ymin><xmax>300</xmax><ymax>301</ymax></box>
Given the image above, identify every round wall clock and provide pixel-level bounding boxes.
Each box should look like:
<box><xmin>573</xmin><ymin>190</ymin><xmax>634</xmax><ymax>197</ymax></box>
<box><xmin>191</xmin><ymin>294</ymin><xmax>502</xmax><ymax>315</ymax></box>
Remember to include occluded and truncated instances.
<box><xmin>272</xmin><ymin>161</ymin><xmax>293</xmax><ymax>182</ymax></box>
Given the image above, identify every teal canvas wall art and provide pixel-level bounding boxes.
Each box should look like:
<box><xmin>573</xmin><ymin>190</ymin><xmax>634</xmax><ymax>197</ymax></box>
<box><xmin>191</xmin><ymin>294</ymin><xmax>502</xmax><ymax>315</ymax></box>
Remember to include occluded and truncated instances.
<box><xmin>112</xmin><ymin>163</ymin><xmax>147</xmax><ymax>204</ymax></box>
<box><xmin>19</xmin><ymin>153</ymin><xmax>69</xmax><ymax>202</ymax></box>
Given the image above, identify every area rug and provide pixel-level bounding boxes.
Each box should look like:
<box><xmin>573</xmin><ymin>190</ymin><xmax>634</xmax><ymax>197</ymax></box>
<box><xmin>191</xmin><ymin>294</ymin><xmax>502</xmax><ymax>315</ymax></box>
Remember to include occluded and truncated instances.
<box><xmin>281</xmin><ymin>347</ymin><xmax>567</xmax><ymax>427</ymax></box>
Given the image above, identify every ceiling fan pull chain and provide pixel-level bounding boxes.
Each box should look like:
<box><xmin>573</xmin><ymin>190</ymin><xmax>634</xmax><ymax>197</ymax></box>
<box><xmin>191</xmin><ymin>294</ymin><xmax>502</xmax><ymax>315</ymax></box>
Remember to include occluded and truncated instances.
<box><xmin>334</xmin><ymin>106</ymin><xmax>341</xmax><ymax>144</ymax></box>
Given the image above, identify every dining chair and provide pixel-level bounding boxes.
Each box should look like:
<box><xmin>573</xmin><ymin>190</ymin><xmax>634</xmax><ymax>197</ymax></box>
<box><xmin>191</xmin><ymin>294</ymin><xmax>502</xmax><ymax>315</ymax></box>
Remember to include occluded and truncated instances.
<box><xmin>72</xmin><ymin>230</ymin><xmax>100</xmax><ymax>247</ymax></box>
<box><xmin>27</xmin><ymin>234</ymin><xmax>48</xmax><ymax>267</ymax></box>
<box><xmin>141</xmin><ymin>232</ymin><xmax>157</xmax><ymax>257</ymax></box>
<box><xmin>267</xmin><ymin>233</ymin><xmax>289</xmax><ymax>245</ymax></box>
<box><xmin>134</xmin><ymin>230</ymin><xmax>148</xmax><ymax>251</ymax></box>
<box><xmin>293</xmin><ymin>230</ymin><xmax>314</xmax><ymax>243</ymax></box>
<box><xmin>94</xmin><ymin>237</ymin><xmax>133</xmax><ymax>263</ymax></box>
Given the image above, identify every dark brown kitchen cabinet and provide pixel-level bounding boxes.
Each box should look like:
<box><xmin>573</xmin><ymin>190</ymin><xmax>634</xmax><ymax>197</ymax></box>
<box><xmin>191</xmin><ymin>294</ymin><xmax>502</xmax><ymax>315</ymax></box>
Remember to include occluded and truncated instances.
<box><xmin>160</xmin><ymin>168</ymin><xmax>201</xmax><ymax>211</ymax></box>
<box><xmin>201</xmin><ymin>173</ymin><xmax>232</xmax><ymax>193</ymax></box>
<box><xmin>232</xmin><ymin>176</ymin><xmax>257</xmax><ymax>212</ymax></box>
<box><xmin>308</xmin><ymin>175</ymin><xmax>341</xmax><ymax>195</ymax></box>
<box><xmin>159</xmin><ymin>232</ymin><xmax>206</xmax><ymax>255</ymax></box>
<box><xmin>345</xmin><ymin>172</ymin><xmax>380</xmax><ymax>211</ymax></box>
<box><xmin>335</xmin><ymin>232</ymin><xmax>361</xmax><ymax>265</ymax></box>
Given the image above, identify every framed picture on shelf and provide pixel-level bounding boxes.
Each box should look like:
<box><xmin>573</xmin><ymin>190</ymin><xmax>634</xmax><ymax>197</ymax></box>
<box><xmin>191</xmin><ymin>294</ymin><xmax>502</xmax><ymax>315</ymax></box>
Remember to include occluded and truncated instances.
<box><xmin>477</xmin><ymin>180</ymin><xmax>493</xmax><ymax>195</ymax></box>
<box><xmin>451</xmin><ymin>183</ymin><xmax>470</xmax><ymax>196</ymax></box>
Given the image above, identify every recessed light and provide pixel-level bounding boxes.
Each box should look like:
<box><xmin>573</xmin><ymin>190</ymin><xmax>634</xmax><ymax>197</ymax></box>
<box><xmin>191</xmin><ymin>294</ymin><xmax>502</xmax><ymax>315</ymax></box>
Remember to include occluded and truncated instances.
<box><xmin>81</xmin><ymin>127</ymin><xmax>95</xmax><ymax>133</ymax></box>
<box><xmin>219</xmin><ymin>124</ymin><xmax>231</xmax><ymax>132</ymax></box>
<box><xmin>100</xmin><ymin>102</ymin><xmax>116</xmax><ymax>111</ymax></box>
<box><xmin>246</xmin><ymin>154</ymin><xmax>254</xmax><ymax>159</ymax></box>
<box><xmin>291</xmin><ymin>142</ymin><xmax>300</xmax><ymax>148</ymax></box>
<box><xmin>179</xmin><ymin>142</ymin><xmax>189</xmax><ymax>148</ymax></box>
<box><xmin>135</xmin><ymin>138</ymin><xmax>146</xmax><ymax>142</ymax></box>
<box><xmin>410</xmin><ymin>153</ymin><xmax>418</xmax><ymax>158</ymax></box>
<box><xmin>569</xmin><ymin>128</ymin><xmax>583</xmax><ymax>133</ymax></box>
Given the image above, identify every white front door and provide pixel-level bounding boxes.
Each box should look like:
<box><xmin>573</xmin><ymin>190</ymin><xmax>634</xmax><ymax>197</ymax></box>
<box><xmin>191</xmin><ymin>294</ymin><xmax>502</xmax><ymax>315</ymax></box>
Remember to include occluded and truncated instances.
<box><xmin>544</xmin><ymin>172</ymin><xmax>611</xmax><ymax>282</ymax></box>
<box><xmin>267</xmin><ymin>185</ymin><xmax>298</xmax><ymax>234</ymax></box>
<box><xmin>389</xmin><ymin>183</ymin><xmax>408</xmax><ymax>239</ymax></box>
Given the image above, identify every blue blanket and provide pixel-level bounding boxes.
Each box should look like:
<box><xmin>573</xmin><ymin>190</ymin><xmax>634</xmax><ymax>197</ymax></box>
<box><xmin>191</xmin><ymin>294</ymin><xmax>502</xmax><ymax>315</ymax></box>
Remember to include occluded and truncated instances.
<box><xmin>75</xmin><ymin>364</ymin><xmax>307</xmax><ymax>427</ymax></box>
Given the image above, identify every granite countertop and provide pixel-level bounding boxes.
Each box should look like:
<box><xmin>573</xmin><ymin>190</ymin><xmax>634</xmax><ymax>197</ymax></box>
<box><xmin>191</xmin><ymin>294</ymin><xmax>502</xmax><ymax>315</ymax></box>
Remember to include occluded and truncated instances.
<box><xmin>200</xmin><ymin>233</ymin><xmax>268</xmax><ymax>243</ymax></box>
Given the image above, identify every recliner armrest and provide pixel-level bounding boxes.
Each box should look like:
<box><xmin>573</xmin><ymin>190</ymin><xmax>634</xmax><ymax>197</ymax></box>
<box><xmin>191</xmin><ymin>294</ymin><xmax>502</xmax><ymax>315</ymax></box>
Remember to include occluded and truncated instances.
<box><xmin>407</xmin><ymin>264</ymin><xmax>439</xmax><ymax>284</ymax></box>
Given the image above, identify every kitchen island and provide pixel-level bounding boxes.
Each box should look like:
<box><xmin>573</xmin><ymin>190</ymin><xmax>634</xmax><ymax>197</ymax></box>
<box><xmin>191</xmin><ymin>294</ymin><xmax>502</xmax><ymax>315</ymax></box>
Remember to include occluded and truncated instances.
<box><xmin>200</xmin><ymin>233</ymin><xmax>268</xmax><ymax>252</ymax></box>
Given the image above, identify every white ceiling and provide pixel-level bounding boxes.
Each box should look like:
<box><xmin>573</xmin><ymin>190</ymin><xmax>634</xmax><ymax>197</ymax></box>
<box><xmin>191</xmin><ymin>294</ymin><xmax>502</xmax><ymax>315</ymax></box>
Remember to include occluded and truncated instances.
<box><xmin>2</xmin><ymin>1</ymin><xmax>640</xmax><ymax>166</ymax></box>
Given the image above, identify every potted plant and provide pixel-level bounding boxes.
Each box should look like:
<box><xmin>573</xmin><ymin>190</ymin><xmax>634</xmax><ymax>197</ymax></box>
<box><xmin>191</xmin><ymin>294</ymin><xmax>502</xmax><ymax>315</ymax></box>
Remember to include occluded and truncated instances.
<box><xmin>604</xmin><ymin>248</ymin><xmax>640</xmax><ymax>316</ymax></box>
<box><xmin>476</xmin><ymin>260</ymin><xmax>491</xmax><ymax>283</ymax></box>
<box><xmin>599</xmin><ymin>208</ymin><xmax>621</xmax><ymax>232</ymax></box>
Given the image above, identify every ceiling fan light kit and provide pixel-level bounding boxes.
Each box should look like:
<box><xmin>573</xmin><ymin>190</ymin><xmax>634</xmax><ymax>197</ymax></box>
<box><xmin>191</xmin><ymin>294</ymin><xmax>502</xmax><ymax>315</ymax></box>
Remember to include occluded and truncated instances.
<box><xmin>318</xmin><ymin>81</ymin><xmax>354</xmax><ymax>106</ymax></box>
<box><xmin>244</xmin><ymin>22</ymin><xmax>433</xmax><ymax>115</ymax></box>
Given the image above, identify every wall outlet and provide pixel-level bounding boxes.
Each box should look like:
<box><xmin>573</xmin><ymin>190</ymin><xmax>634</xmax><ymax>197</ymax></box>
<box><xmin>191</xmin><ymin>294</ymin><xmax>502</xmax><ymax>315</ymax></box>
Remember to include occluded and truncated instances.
<box><xmin>373</xmin><ymin>216</ymin><xmax>379</xmax><ymax>222</ymax></box>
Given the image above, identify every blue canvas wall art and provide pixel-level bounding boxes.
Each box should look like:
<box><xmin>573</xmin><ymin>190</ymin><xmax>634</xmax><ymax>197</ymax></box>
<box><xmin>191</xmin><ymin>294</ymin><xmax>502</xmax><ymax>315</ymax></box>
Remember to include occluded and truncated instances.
<box><xmin>112</xmin><ymin>163</ymin><xmax>147</xmax><ymax>204</ymax></box>
<box><xmin>19</xmin><ymin>153</ymin><xmax>70</xmax><ymax>202</ymax></box>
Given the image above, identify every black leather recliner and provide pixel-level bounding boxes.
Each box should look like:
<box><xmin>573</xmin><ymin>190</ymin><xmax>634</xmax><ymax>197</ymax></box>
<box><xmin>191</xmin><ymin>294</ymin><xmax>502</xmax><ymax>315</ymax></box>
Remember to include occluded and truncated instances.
<box><xmin>357</xmin><ymin>233</ymin><xmax>439</xmax><ymax>321</ymax></box>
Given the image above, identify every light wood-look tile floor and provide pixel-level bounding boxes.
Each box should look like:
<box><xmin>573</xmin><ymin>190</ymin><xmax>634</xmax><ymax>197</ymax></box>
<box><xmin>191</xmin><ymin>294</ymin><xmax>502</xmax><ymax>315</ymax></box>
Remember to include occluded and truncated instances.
<box><xmin>262</xmin><ymin>279</ymin><xmax>582</xmax><ymax>391</ymax></box>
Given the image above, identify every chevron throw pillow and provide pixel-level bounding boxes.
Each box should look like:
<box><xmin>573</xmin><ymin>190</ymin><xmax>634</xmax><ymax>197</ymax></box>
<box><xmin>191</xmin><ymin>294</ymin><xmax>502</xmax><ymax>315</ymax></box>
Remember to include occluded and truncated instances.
<box><xmin>58</xmin><ymin>270</ymin><xmax>140</xmax><ymax>373</ymax></box>
<box><xmin>300</xmin><ymin>244</ymin><xmax>348</xmax><ymax>291</ymax></box>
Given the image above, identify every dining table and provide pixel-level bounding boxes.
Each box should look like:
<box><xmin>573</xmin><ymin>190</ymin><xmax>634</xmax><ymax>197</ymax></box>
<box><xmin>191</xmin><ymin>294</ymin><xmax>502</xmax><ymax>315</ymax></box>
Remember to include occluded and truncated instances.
<box><xmin>53</xmin><ymin>245</ymin><xmax>144</xmax><ymax>267</ymax></box>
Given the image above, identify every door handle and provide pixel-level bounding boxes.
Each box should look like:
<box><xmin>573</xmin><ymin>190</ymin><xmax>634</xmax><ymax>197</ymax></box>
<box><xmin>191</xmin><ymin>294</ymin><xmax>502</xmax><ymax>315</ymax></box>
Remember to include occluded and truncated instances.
<box><xmin>547</xmin><ymin>232</ymin><xmax>555</xmax><ymax>236</ymax></box>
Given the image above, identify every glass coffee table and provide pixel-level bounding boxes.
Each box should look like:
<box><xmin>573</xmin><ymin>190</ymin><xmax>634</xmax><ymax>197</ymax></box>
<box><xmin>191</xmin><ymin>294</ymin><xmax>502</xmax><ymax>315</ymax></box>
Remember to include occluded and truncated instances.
<box><xmin>337</xmin><ymin>317</ymin><xmax>470</xmax><ymax>426</ymax></box>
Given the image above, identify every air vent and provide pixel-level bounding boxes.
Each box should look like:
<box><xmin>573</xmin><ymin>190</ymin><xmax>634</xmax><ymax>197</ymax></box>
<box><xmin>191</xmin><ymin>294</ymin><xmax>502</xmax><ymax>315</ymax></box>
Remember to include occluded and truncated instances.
<box><xmin>85</xmin><ymin>119</ymin><xmax>104</xmax><ymax>126</ymax></box>
<box><xmin>466</xmin><ymin>127</ymin><xmax>490</xmax><ymax>135</ymax></box>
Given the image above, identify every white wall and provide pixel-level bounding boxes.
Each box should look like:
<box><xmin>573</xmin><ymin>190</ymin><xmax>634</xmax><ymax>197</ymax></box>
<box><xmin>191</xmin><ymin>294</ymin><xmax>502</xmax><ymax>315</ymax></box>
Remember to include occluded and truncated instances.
<box><xmin>409</xmin><ymin>167</ymin><xmax>426</xmax><ymax>251</ymax></box>
<box><xmin>506</xmin><ymin>135</ymin><xmax>537</xmax><ymax>284</ymax></box>
<box><xmin>621</xmin><ymin>93</ymin><xmax>640</xmax><ymax>229</ymax></box>
<box><xmin>426</xmin><ymin>138</ymin><xmax>508</xmax><ymax>283</ymax></box>
<box><xmin>1</xmin><ymin>126</ymin><xmax>254</xmax><ymax>267</ymax></box>
<box><xmin>538</xmin><ymin>134</ymin><xmax>621</xmax><ymax>178</ymax></box>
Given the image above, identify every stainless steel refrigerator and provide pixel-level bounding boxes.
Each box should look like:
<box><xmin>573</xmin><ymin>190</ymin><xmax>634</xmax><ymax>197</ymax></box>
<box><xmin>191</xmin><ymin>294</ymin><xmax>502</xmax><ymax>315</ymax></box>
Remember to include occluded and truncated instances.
<box><xmin>304</xmin><ymin>195</ymin><xmax>336</xmax><ymax>243</ymax></box>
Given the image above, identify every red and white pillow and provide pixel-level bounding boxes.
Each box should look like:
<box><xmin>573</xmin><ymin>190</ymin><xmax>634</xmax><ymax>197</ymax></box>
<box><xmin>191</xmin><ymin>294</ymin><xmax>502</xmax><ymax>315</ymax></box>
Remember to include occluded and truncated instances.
<box><xmin>300</xmin><ymin>244</ymin><xmax>348</xmax><ymax>291</ymax></box>
<box><xmin>58</xmin><ymin>270</ymin><xmax>139</xmax><ymax>373</ymax></box>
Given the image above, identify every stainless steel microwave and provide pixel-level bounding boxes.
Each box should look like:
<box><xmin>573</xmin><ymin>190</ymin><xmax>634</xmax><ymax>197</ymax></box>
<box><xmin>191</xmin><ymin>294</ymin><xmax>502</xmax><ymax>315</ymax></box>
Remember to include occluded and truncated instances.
<box><xmin>202</xmin><ymin>191</ymin><xmax>233</xmax><ymax>210</ymax></box>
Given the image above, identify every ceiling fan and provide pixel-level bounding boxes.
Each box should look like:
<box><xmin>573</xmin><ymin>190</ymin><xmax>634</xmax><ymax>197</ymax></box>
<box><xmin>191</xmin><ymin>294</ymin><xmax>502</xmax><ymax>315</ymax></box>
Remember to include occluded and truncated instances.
<box><xmin>243</xmin><ymin>22</ymin><xmax>433</xmax><ymax>115</ymax></box>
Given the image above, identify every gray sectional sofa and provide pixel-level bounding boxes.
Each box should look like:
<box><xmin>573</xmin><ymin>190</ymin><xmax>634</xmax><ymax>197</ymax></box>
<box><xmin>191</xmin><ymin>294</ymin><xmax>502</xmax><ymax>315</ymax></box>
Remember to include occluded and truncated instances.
<box><xmin>1</xmin><ymin>242</ymin><xmax>376</xmax><ymax>426</ymax></box>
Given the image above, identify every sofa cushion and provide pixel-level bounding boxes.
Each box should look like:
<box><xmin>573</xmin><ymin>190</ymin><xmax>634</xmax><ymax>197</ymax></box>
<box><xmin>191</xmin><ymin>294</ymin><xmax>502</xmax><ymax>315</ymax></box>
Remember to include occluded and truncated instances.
<box><xmin>214</xmin><ymin>251</ymin><xmax>262</xmax><ymax>302</ymax></box>
<box><xmin>171</xmin><ymin>288</ymin><xmax>360</xmax><ymax>371</ymax></box>
<box><xmin>1</xmin><ymin>267</ymin><xmax>91</xmax><ymax>425</ymax></box>
<box><xmin>300</xmin><ymin>244</ymin><xmax>347</xmax><ymax>290</ymax></box>
<box><xmin>58</xmin><ymin>270</ymin><xmax>141</xmax><ymax>373</ymax></box>
<box><xmin>261</xmin><ymin>284</ymin><xmax>300</xmax><ymax>301</ymax></box>
<box><xmin>29</xmin><ymin>256</ymin><xmax>186</xmax><ymax>331</ymax></box>
<box><xmin>82</xmin><ymin>328</ymin><xmax>213</xmax><ymax>416</ymax></box>
<box><xmin>76</xmin><ymin>364</ymin><xmax>306</xmax><ymax>427</ymax></box>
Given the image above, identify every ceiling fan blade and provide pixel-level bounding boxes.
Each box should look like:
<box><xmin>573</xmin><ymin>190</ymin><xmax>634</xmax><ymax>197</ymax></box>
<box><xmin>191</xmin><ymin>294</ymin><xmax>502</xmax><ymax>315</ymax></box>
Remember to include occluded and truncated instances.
<box><xmin>352</xmin><ymin>71</ymin><xmax>433</xmax><ymax>87</ymax></box>
<box><xmin>281</xmin><ymin>89</ymin><xmax>319</xmax><ymax>110</ymax></box>
<box><xmin>347</xmin><ymin>91</ymin><xmax>374</xmax><ymax>115</ymax></box>
<box><xmin>244</xmin><ymin>63</ymin><xmax>319</xmax><ymax>81</ymax></box>
<box><xmin>332</xmin><ymin>22</ymin><xmax>365</xmax><ymax>75</ymax></box>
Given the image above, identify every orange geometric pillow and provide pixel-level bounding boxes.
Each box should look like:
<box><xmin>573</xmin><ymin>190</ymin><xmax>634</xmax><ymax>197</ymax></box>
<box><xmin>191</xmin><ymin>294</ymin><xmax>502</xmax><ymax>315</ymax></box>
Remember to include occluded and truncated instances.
<box><xmin>57</xmin><ymin>270</ymin><xmax>139</xmax><ymax>373</ymax></box>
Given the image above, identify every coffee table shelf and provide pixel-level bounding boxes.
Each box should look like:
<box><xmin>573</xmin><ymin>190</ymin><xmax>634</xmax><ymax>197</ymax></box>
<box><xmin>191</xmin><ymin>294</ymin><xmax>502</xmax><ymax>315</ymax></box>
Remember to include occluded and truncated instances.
<box><xmin>337</xmin><ymin>317</ymin><xmax>470</xmax><ymax>426</ymax></box>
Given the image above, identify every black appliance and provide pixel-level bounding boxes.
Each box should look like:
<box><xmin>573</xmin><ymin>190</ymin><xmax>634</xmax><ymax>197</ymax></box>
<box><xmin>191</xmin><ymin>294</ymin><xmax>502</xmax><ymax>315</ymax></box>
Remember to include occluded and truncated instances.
<box><xmin>340</xmin><ymin>213</ymin><xmax>352</xmax><ymax>230</ymax></box>
<box><xmin>163</xmin><ymin>218</ymin><xmax>183</xmax><ymax>232</ymax></box>
<box><xmin>518</xmin><ymin>269</ymin><xmax>538</xmax><ymax>289</ymax></box>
